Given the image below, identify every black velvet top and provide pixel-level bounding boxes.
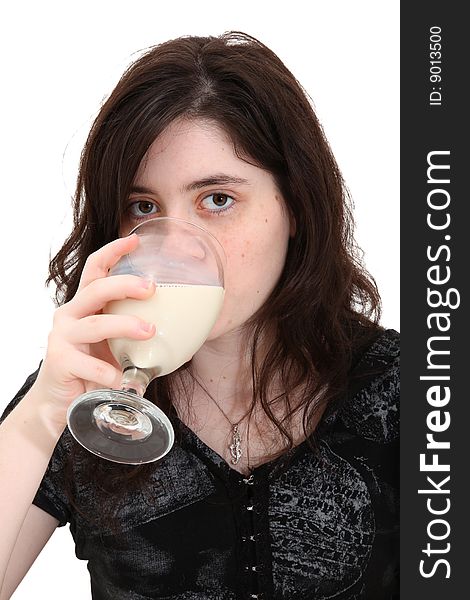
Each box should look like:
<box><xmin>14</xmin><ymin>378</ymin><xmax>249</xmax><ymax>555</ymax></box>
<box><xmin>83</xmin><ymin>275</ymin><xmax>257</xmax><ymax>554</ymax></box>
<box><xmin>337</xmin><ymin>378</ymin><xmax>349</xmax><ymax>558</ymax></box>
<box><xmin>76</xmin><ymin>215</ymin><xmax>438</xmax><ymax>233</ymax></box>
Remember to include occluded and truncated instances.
<box><xmin>2</xmin><ymin>329</ymin><xmax>399</xmax><ymax>600</ymax></box>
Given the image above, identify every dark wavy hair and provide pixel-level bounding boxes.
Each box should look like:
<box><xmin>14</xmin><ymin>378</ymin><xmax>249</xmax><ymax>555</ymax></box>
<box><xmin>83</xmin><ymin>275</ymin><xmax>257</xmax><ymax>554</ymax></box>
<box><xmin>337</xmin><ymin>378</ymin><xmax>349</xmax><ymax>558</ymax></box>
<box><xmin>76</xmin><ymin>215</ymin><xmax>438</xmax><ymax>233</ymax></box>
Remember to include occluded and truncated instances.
<box><xmin>48</xmin><ymin>32</ymin><xmax>382</xmax><ymax>524</ymax></box>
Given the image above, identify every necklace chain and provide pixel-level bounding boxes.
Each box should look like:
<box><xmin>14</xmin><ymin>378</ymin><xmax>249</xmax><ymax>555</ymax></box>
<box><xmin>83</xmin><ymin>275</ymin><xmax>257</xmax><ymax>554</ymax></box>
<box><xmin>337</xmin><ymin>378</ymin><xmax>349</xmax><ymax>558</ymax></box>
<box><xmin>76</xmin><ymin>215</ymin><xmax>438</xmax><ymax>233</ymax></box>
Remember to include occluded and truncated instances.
<box><xmin>193</xmin><ymin>377</ymin><xmax>249</xmax><ymax>466</ymax></box>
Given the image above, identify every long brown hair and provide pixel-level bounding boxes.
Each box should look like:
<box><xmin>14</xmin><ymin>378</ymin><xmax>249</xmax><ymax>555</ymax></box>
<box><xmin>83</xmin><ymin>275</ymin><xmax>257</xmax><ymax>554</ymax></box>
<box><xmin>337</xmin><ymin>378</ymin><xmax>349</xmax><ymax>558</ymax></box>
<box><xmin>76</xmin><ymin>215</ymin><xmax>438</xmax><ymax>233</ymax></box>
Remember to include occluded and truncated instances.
<box><xmin>49</xmin><ymin>32</ymin><xmax>381</xmax><ymax>519</ymax></box>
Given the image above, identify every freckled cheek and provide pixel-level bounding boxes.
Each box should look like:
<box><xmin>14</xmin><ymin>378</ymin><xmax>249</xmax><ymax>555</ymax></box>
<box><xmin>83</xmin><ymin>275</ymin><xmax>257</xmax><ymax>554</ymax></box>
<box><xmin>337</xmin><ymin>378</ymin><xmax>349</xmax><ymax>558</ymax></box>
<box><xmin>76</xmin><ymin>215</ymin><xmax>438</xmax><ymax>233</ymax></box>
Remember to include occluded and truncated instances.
<box><xmin>219</xmin><ymin>241</ymin><xmax>248</xmax><ymax>284</ymax></box>
<box><xmin>218</xmin><ymin>216</ymin><xmax>287</xmax><ymax>289</ymax></box>
<box><xmin>217</xmin><ymin>230</ymin><xmax>246</xmax><ymax>256</ymax></box>
<box><xmin>222</xmin><ymin>241</ymin><xmax>271</xmax><ymax>296</ymax></box>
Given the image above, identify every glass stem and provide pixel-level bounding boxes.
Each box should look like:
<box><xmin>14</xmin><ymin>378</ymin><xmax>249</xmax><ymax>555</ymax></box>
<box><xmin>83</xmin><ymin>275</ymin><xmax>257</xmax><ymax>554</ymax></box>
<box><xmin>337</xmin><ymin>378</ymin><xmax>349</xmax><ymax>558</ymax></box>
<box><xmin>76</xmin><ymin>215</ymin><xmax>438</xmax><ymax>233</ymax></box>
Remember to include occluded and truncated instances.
<box><xmin>120</xmin><ymin>367</ymin><xmax>151</xmax><ymax>398</ymax></box>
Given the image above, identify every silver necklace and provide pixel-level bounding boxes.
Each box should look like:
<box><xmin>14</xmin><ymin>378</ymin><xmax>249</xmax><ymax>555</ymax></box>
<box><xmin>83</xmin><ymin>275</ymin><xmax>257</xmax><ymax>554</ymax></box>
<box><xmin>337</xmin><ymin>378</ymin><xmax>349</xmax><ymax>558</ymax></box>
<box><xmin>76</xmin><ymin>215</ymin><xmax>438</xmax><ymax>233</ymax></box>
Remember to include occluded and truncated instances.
<box><xmin>193</xmin><ymin>378</ymin><xmax>249</xmax><ymax>465</ymax></box>
<box><xmin>212</xmin><ymin>401</ymin><xmax>248</xmax><ymax>465</ymax></box>
<box><xmin>228</xmin><ymin>423</ymin><xmax>243</xmax><ymax>465</ymax></box>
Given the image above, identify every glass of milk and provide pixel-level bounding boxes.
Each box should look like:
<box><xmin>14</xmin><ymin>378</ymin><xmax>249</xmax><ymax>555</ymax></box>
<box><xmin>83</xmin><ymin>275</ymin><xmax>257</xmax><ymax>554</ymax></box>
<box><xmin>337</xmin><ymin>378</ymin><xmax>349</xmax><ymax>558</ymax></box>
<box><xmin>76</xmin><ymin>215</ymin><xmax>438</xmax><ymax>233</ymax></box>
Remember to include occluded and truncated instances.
<box><xmin>66</xmin><ymin>217</ymin><xmax>226</xmax><ymax>464</ymax></box>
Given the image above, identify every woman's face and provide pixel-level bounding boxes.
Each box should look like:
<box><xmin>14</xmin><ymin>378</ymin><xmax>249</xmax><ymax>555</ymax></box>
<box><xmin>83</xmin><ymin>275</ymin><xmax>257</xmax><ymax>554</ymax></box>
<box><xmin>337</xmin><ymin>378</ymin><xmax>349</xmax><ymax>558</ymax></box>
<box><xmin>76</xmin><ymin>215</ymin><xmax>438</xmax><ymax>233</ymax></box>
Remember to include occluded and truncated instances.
<box><xmin>120</xmin><ymin>118</ymin><xmax>294</xmax><ymax>341</ymax></box>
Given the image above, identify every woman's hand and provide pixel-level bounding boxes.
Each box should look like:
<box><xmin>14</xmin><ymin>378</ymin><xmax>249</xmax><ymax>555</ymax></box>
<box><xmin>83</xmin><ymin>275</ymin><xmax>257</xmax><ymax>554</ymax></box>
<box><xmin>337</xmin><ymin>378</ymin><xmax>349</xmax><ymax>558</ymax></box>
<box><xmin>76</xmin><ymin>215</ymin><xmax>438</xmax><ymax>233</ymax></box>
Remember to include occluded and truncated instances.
<box><xmin>31</xmin><ymin>234</ymin><xmax>156</xmax><ymax>432</ymax></box>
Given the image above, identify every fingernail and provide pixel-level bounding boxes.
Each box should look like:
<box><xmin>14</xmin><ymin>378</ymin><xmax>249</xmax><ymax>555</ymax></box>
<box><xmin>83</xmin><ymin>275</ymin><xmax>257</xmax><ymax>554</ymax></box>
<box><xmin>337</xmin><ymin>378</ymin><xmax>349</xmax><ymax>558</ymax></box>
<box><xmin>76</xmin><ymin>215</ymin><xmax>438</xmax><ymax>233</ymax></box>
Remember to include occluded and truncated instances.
<box><xmin>141</xmin><ymin>278</ymin><xmax>154</xmax><ymax>289</ymax></box>
<box><xmin>140</xmin><ymin>321</ymin><xmax>155</xmax><ymax>333</ymax></box>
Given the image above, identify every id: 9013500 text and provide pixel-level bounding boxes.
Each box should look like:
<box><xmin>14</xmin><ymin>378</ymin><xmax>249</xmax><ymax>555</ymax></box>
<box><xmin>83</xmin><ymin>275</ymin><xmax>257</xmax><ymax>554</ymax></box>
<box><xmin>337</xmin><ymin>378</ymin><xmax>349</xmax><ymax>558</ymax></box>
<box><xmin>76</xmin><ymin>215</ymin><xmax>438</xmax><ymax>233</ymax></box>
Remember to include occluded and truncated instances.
<box><xmin>429</xmin><ymin>25</ymin><xmax>442</xmax><ymax>107</ymax></box>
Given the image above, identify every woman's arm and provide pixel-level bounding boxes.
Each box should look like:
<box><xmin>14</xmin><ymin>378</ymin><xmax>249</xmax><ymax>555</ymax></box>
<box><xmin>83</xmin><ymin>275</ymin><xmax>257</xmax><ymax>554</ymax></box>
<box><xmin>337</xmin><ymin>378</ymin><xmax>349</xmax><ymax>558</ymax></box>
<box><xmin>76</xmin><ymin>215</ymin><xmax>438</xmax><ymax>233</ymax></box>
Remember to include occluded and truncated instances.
<box><xmin>1</xmin><ymin>234</ymin><xmax>158</xmax><ymax>596</ymax></box>
<box><xmin>0</xmin><ymin>387</ymin><xmax>64</xmax><ymax>597</ymax></box>
<box><xmin>0</xmin><ymin>506</ymin><xmax>59</xmax><ymax>599</ymax></box>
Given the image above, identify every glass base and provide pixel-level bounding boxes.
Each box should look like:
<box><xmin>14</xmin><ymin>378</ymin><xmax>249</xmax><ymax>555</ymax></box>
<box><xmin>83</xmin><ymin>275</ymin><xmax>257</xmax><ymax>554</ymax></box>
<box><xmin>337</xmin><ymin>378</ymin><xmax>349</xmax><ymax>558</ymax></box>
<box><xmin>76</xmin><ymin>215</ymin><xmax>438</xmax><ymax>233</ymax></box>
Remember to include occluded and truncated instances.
<box><xmin>66</xmin><ymin>389</ymin><xmax>174</xmax><ymax>464</ymax></box>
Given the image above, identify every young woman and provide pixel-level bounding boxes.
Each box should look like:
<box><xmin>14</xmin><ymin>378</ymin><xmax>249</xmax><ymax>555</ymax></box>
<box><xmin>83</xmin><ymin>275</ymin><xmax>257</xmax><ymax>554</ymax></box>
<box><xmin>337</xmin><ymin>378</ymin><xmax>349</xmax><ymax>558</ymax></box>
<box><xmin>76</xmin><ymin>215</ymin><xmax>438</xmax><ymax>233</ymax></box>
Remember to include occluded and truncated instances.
<box><xmin>0</xmin><ymin>32</ymin><xmax>399</xmax><ymax>599</ymax></box>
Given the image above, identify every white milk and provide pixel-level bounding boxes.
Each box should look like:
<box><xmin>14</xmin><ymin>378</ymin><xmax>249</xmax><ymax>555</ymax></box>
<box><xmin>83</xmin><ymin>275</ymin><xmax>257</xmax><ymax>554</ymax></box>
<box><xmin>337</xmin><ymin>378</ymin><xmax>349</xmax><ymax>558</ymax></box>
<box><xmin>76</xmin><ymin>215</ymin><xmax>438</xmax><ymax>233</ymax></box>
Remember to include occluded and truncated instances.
<box><xmin>105</xmin><ymin>284</ymin><xmax>225</xmax><ymax>376</ymax></box>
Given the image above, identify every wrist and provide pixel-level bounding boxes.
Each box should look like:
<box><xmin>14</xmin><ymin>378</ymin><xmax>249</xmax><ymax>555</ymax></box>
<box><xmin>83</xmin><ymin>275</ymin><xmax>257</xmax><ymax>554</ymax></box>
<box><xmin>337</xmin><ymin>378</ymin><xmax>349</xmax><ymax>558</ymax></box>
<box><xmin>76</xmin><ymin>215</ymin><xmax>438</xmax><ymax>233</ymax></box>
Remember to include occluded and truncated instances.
<box><xmin>11</xmin><ymin>386</ymin><xmax>67</xmax><ymax>444</ymax></box>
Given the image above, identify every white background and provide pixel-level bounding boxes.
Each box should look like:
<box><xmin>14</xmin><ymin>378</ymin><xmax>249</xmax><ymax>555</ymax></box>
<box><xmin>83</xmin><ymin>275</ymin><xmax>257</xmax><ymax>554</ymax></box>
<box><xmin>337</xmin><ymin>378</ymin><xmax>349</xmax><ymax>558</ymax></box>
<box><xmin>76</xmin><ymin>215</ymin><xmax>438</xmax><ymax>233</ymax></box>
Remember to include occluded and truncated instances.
<box><xmin>0</xmin><ymin>1</ymin><xmax>399</xmax><ymax>597</ymax></box>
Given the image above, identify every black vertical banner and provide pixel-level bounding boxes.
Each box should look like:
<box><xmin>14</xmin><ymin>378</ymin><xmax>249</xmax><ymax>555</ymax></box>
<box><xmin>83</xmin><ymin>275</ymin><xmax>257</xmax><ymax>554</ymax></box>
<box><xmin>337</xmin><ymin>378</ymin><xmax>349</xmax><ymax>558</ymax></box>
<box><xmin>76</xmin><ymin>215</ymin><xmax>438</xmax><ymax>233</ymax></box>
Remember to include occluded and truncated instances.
<box><xmin>401</xmin><ymin>2</ymin><xmax>468</xmax><ymax>598</ymax></box>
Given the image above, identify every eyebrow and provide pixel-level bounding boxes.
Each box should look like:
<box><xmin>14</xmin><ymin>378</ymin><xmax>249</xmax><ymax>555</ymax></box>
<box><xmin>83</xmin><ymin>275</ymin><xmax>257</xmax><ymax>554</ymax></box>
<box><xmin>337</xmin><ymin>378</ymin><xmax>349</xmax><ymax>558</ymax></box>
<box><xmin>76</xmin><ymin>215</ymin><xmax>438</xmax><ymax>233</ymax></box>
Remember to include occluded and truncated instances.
<box><xmin>181</xmin><ymin>174</ymin><xmax>250</xmax><ymax>192</ymax></box>
<box><xmin>129</xmin><ymin>174</ymin><xmax>250</xmax><ymax>196</ymax></box>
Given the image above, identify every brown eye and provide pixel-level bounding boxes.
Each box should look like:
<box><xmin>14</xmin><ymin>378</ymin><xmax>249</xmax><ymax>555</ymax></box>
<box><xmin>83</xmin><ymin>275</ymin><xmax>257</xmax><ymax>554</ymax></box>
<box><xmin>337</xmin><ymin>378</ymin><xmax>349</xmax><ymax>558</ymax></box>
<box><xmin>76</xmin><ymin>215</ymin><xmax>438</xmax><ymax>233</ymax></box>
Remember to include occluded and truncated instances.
<box><xmin>213</xmin><ymin>194</ymin><xmax>228</xmax><ymax>207</ymax></box>
<box><xmin>137</xmin><ymin>201</ymin><xmax>155</xmax><ymax>214</ymax></box>
<box><xmin>201</xmin><ymin>193</ymin><xmax>235</xmax><ymax>213</ymax></box>
<box><xmin>128</xmin><ymin>200</ymin><xmax>158</xmax><ymax>219</ymax></box>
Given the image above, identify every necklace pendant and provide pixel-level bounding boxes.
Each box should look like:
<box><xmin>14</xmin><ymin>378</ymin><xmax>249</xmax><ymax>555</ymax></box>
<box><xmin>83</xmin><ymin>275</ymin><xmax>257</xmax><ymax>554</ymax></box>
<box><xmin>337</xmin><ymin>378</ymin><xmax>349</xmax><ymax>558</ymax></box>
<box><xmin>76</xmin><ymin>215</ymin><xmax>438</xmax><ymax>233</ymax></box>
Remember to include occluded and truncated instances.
<box><xmin>229</xmin><ymin>424</ymin><xmax>243</xmax><ymax>465</ymax></box>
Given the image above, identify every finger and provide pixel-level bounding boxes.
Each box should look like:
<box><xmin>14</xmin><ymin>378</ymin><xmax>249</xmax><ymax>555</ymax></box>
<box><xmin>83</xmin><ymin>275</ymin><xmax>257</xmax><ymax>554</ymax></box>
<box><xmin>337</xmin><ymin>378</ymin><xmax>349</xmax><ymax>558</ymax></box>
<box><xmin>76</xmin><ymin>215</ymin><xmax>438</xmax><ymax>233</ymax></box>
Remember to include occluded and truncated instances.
<box><xmin>45</xmin><ymin>345</ymin><xmax>122</xmax><ymax>395</ymax></box>
<box><xmin>77</xmin><ymin>234</ymin><xmax>140</xmax><ymax>292</ymax></box>
<box><xmin>66</xmin><ymin>313</ymin><xmax>156</xmax><ymax>345</ymax></box>
<box><xmin>61</xmin><ymin>349</ymin><xmax>122</xmax><ymax>390</ymax></box>
<box><xmin>66</xmin><ymin>274</ymin><xmax>155</xmax><ymax>319</ymax></box>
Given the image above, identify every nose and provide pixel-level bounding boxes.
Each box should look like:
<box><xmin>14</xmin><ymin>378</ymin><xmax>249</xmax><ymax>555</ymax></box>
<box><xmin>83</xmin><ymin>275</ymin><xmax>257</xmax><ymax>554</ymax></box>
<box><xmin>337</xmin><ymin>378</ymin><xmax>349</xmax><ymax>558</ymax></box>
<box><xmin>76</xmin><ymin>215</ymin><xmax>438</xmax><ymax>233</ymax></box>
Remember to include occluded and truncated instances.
<box><xmin>159</xmin><ymin>228</ymin><xmax>207</xmax><ymax>262</ymax></box>
<box><xmin>132</xmin><ymin>217</ymin><xmax>212</xmax><ymax>284</ymax></box>
<box><xmin>154</xmin><ymin>206</ymin><xmax>207</xmax><ymax>258</ymax></box>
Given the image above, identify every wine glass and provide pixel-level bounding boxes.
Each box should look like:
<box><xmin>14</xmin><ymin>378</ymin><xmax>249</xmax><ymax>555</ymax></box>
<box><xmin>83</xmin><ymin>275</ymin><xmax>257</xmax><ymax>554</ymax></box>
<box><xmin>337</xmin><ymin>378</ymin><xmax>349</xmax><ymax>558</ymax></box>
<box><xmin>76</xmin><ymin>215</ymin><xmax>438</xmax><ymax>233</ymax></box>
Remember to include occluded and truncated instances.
<box><xmin>66</xmin><ymin>217</ymin><xmax>226</xmax><ymax>464</ymax></box>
